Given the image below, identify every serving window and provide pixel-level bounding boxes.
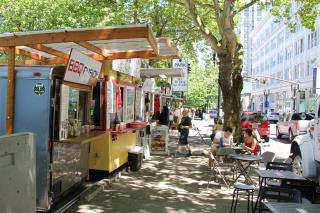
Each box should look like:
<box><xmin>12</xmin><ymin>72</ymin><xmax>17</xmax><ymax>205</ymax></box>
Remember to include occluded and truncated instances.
<box><xmin>59</xmin><ymin>84</ymin><xmax>90</xmax><ymax>140</ymax></box>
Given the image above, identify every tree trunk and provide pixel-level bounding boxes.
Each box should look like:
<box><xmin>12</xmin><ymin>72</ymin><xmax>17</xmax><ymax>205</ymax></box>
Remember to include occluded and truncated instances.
<box><xmin>217</xmin><ymin>43</ymin><xmax>243</xmax><ymax>142</ymax></box>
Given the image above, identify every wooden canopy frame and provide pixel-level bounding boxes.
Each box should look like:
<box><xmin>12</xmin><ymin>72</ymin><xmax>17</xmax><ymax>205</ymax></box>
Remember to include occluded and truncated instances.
<box><xmin>0</xmin><ymin>24</ymin><xmax>181</xmax><ymax>134</ymax></box>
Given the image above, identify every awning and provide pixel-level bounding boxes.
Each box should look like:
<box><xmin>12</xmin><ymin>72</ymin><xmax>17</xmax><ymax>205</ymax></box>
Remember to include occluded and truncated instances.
<box><xmin>0</xmin><ymin>24</ymin><xmax>181</xmax><ymax>64</ymax></box>
<box><xmin>140</xmin><ymin>68</ymin><xmax>184</xmax><ymax>78</ymax></box>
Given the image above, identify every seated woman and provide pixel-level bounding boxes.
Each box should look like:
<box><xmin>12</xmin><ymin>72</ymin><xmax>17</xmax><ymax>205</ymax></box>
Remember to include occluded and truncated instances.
<box><xmin>241</xmin><ymin>128</ymin><xmax>259</xmax><ymax>155</ymax></box>
<box><xmin>208</xmin><ymin>126</ymin><xmax>233</xmax><ymax>170</ymax></box>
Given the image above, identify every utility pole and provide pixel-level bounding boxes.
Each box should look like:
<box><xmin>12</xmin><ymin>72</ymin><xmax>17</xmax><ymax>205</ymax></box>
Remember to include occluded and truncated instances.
<box><xmin>213</xmin><ymin>52</ymin><xmax>221</xmax><ymax>119</ymax></box>
<box><xmin>217</xmin><ymin>86</ymin><xmax>221</xmax><ymax>119</ymax></box>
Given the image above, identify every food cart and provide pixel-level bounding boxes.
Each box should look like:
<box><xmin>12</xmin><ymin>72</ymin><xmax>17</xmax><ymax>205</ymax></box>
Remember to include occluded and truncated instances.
<box><xmin>0</xmin><ymin>25</ymin><xmax>181</xmax><ymax>211</ymax></box>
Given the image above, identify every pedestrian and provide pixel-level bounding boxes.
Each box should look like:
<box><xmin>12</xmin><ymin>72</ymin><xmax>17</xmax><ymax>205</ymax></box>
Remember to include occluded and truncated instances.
<box><xmin>210</xmin><ymin>118</ymin><xmax>223</xmax><ymax>141</ymax></box>
<box><xmin>177</xmin><ymin>109</ymin><xmax>192</xmax><ymax>157</ymax></box>
<box><xmin>169</xmin><ymin>111</ymin><xmax>174</xmax><ymax>128</ymax></box>
<box><xmin>208</xmin><ymin>126</ymin><xmax>233</xmax><ymax>170</ymax></box>
<box><xmin>158</xmin><ymin>106</ymin><xmax>169</xmax><ymax>125</ymax></box>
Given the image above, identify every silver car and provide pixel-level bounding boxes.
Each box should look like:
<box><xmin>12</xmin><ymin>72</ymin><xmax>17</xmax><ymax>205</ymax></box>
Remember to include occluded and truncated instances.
<box><xmin>267</xmin><ymin>112</ymin><xmax>280</xmax><ymax>123</ymax></box>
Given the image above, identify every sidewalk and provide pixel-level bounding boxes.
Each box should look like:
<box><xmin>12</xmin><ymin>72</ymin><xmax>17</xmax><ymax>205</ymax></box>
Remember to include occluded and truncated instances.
<box><xmin>67</xmin><ymin>125</ymin><xmax>252</xmax><ymax>213</ymax></box>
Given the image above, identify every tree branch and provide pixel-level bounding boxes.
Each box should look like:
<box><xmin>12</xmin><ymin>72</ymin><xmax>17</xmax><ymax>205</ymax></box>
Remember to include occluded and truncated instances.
<box><xmin>193</xmin><ymin>0</ymin><xmax>215</xmax><ymax>9</ymax></box>
<box><xmin>222</xmin><ymin>0</ymin><xmax>237</xmax><ymax>56</ymax></box>
<box><xmin>235</xmin><ymin>0</ymin><xmax>259</xmax><ymax>15</ymax></box>
<box><xmin>183</xmin><ymin>0</ymin><xmax>223</xmax><ymax>54</ymax></box>
<box><xmin>213</xmin><ymin>0</ymin><xmax>227</xmax><ymax>49</ymax></box>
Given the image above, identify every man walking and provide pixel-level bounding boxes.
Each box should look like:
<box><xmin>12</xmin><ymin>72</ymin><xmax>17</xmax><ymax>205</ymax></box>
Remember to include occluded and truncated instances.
<box><xmin>177</xmin><ymin>109</ymin><xmax>192</xmax><ymax>157</ymax></box>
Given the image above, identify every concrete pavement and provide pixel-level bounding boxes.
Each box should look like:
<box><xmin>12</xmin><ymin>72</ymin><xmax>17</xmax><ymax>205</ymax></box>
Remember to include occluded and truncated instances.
<box><xmin>67</xmin><ymin>120</ymin><xmax>292</xmax><ymax>213</ymax></box>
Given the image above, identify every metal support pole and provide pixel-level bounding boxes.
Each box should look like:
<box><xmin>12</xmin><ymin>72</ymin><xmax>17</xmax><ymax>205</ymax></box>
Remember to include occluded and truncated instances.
<box><xmin>293</xmin><ymin>86</ymin><xmax>296</xmax><ymax>112</ymax></box>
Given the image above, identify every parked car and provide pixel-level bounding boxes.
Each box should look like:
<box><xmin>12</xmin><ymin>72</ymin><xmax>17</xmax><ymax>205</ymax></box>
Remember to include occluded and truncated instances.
<box><xmin>289</xmin><ymin>102</ymin><xmax>320</xmax><ymax>187</ymax></box>
<box><xmin>241</xmin><ymin>112</ymin><xmax>270</xmax><ymax>142</ymax></box>
<box><xmin>209</xmin><ymin>109</ymin><xmax>218</xmax><ymax>119</ymax></box>
<box><xmin>276</xmin><ymin>112</ymin><xmax>313</xmax><ymax>142</ymax></box>
<box><xmin>267</xmin><ymin>112</ymin><xmax>280</xmax><ymax>123</ymax></box>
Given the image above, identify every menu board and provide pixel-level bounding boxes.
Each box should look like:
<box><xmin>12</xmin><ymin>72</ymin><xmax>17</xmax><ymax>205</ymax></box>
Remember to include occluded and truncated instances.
<box><xmin>135</xmin><ymin>88</ymin><xmax>143</xmax><ymax>120</ymax></box>
<box><xmin>59</xmin><ymin>84</ymin><xmax>70</xmax><ymax>140</ymax></box>
<box><xmin>151</xmin><ymin>125</ymin><xmax>168</xmax><ymax>155</ymax></box>
<box><xmin>106</xmin><ymin>81</ymin><xmax>113</xmax><ymax>114</ymax></box>
<box><xmin>125</xmin><ymin>87</ymin><xmax>135</xmax><ymax>122</ymax></box>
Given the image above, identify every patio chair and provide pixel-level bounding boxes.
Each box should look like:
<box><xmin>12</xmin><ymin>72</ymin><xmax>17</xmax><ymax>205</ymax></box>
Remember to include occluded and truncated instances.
<box><xmin>258</xmin><ymin>186</ymin><xmax>302</xmax><ymax>212</ymax></box>
<box><xmin>281</xmin><ymin>179</ymin><xmax>316</xmax><ymax>203</ymax></box>
<box><xmin>216</xmin><ymin>147</ymin><xmax>237</xmax><ymax>178</ymax></box>
<box><xmin>265</xmin><ymin>162</ymin><xmax>292</xmax><ymax>187</ymax></box>
<box><xmin>207</xmin><ymin>152</ymin><xmax>231</xmax><ymax>188</ymax></box>
<box><xmin>191</xmin><ymin>125</ymin><xmax>209</xmax><ymax>145</ymax></box>
<box><xmin>260</xmin><ymin>151</ymin><xmax>276</xmax><ymax>168</ymax></box>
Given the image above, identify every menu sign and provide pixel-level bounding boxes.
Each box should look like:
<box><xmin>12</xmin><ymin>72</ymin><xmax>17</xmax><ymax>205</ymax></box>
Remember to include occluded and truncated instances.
<box><xmin>172</xmin><ymin>59</ymin><xmax>188</xmax><ymax>92</ymax></box>
<box><xmin>64</xmin><ymin>49</ymin><xmax>102</xmax><ymax>85</ymax></box>
<box><xmin>112</xmin><ymin>59</ymin><xmax>141</xmax><ymax>78</ymax></box>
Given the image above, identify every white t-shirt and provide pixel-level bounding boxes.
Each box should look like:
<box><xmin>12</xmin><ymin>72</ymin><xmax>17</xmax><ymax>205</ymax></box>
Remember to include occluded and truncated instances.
<box><xmin>212</xmin><ymin>131</ymin><xmax>233</xmax><ymax>147</ymax></box>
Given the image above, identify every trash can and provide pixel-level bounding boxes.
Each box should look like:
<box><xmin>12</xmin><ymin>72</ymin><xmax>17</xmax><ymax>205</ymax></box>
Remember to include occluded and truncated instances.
<box><xmin>128</xmin><ymin>146</ymin><xmax>143</xmax><ymax>171</ymax></box>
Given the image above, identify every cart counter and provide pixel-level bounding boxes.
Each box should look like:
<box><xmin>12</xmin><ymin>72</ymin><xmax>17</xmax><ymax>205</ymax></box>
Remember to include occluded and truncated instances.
<box><xmin>89</xmin><ymin>129</ymin><xmax>138</xmax><ymax>173</ymax></box>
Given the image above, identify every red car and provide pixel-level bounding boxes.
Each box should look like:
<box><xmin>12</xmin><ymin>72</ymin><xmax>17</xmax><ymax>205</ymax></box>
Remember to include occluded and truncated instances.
<box><xmin>241</xmin><ymin>112</ymin><xmax>270</xmax><ymax>142</ymax></box>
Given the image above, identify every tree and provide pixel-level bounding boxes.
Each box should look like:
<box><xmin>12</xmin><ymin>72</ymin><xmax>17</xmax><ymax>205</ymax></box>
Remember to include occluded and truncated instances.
<box><xmin>187</xmin><ymin>61</ymin><xmax>218</xmax><ymax>109</ymax></box>
<box><xmin>170</xmin><ymin>0</ymin><xmax>319</xmax><ymax>137</ymax></box>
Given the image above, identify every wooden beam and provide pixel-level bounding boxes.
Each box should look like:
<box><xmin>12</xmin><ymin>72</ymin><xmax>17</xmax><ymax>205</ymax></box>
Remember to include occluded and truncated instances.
<box><xmin>75</xmin><ymin>41</ymin><xmax>110</xmax><ymax>58</ymax></box>
<box><xmin>147</xmin><ymin>26</ymin><xmax>159</xmax><ymax>55</ymax></box>
<box><xmin>0</xmin><ymin>26</ymin><xmax>153</xmax><ymax>47</ymax></box>
<box><xmin>0</xmin><ymin>47</ymin><xmax>48</xmax><ymax>62</ymax></box>
<box><xmin>26</xmin><ymin>44</ymin><xmax>69</xmax><ymax>59</ymax></box>
<box><xmin>105</xmin><ymin>50</ymin><xmax>180</xmax><ymax>60</ymax></box>
<box><xmin>6</xmin><ymin>47</ymin><xmax>15</xmax><ymax>134</ymax></box>
<box><xmin>45</xmin><ymin>57</ymin><xmax>68</xmax><ymax>65</ymax></box>
<box><xmin>157</xmin><ymin>37</ymin><xmax>181</xmax><ymax>58</ymax></box>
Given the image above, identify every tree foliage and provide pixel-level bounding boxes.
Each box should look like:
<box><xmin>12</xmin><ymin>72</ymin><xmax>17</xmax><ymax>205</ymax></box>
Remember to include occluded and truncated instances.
<box><xmin>187</xmin><ymin>61</ymin><xmax>218</xmax><ymax>109</ymax></box>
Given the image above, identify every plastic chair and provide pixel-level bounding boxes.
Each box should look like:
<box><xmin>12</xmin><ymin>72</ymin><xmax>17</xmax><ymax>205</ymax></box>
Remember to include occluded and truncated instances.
<box><xmin>258</xmin><ymin>186</ymin><xmax>302</xmax><ymax>212</ymax></box>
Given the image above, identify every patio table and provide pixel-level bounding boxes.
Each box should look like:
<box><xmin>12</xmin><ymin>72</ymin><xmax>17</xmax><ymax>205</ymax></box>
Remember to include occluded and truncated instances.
<box><xmin>227</xmin><ymin>154</ymin><xmax>261</xmax><ymax>185</ymax></box>
<box><xmin>264</xmin><ymin>202</ymin><xmax>320</xmax><ymax>213</ymax></box>
<box><xmin>254</xmin><ymin>169</ymin><xmax>307</xmax><ymax>212</ymax></box>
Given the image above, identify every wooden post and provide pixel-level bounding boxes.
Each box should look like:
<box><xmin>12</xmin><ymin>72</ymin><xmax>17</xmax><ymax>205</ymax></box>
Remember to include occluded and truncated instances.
<box><xmin>6</xmin><ymin>46</ymin><xmax>15</xmax><ymax>134</ymax></box>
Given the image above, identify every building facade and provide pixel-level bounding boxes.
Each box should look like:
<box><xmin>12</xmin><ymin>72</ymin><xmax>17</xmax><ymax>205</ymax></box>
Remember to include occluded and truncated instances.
<box><xmin>250</xmin><ymin>8</ymin><xmax>319</xmax><ymax>113</ymax></box>
<box><xmin>238</xmin><ymin>5</ymin><xmax>266</xmax><ymax>110</ymax></box>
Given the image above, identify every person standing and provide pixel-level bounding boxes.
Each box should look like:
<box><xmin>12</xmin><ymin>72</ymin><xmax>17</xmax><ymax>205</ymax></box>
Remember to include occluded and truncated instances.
<box><xmin>177</xmin><ymin>109</ymin><xmax>192</xmax><ymax>157</ymax></box>
<box><xmin>158</xmin><ymin>106</ymin><xmax>169</xmax><ymax>125</ymax></box>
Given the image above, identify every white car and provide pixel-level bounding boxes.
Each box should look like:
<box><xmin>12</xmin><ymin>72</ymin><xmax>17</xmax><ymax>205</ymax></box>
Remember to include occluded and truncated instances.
<box><xmin>267</xmin><ymin>112</ymin><xmax>280</xmax><ymax>123</ymax></box>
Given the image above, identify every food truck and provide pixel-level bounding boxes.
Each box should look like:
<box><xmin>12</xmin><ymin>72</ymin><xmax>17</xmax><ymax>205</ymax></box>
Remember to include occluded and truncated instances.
<box><xmin>0</xmin><ymin>25</ymin><xmax>181</xmax><ymax>211</ymax></box>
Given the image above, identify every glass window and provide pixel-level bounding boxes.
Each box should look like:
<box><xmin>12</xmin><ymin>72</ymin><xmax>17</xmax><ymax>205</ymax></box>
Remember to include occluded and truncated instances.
<box><xmin>59</xmin><ymin>85</ymin><xmax>90</xmax><ymax>140</ymax></box>
<box><xmin>91</xmin><ymin>82</ymin><xmax>103</xmax><ymax>129</ymax></box>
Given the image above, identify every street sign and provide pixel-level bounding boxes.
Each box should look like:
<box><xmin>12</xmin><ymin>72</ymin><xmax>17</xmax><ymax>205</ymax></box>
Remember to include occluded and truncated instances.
<box><xmin>172</xmin><ymin>59</ymin><xmax>188</xmax><ymax>92</ymax></box>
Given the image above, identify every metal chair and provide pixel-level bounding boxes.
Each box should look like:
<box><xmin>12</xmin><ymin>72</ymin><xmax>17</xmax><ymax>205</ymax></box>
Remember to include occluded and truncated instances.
<box><xmin>266</xmin><ymin>161</ymin><xmax>292</xmax><ymax>171</ymax></box>
<box><xmin>258</xmin><ymin>186</ymin><xmax>302</xmax><ymax>212</ymax></box>
<box><xmin>260</xmin><ymin>151</ymin><xmax>276</xmax><ymax>168</ymax></box>
<box><xmin>230</xmin><ymin>182</ymin><xmax>255</xmax><ymax>213</ymax></box>
<box><xmin>207</xmin><ymin>153</ymin><xmax>231</xmax><ymax>188</ymax></box>
<box><xmin>281</xmin><ymin>179</ymin><xmax>316</xmax><ymax>203</ymax></box>
<box><xmin>264</xmin><ymin>162</ymin><xmax>292</xmax><ymax>187</ymax></box>
<box><xmin>191</xmin><ymin>125</ymin><xmax>209</xmax><ymax>145</ymax></box>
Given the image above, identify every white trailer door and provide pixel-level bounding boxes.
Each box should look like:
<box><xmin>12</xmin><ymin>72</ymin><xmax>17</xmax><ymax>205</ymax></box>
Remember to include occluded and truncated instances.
<box><xmin>314</xmin><ymin>104</ymin><xmax>320</xmax><ymax>162</ymax></box>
